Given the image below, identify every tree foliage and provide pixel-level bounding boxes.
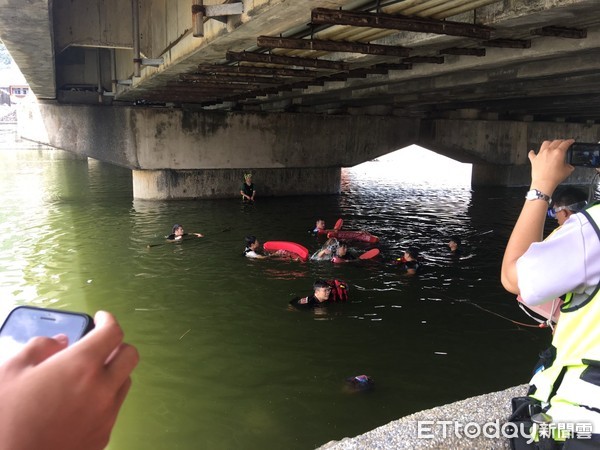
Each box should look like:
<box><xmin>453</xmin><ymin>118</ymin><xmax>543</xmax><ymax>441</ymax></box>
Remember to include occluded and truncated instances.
<box><xmin>0</xmin><ymin>42</ymin><xmax>13</xmax><ymax>67</ymax></box>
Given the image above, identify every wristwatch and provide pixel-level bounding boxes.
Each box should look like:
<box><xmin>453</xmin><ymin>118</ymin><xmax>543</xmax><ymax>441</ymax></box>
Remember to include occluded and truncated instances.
<box><xmin>525</xmin><ymin>189</ymin><xmax>551</xmax><ymax>204</ymax></box>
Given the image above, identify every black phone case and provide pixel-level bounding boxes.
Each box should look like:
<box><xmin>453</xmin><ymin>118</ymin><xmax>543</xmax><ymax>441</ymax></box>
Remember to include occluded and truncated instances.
<box><xmin>0</xmin><ymin>306</ymin><xmax>95</xmax><ymax>341</ymax></box>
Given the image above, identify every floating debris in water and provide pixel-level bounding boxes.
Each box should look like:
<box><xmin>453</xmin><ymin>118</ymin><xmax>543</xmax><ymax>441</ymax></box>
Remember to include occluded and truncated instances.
<box><xmin>179</xmin><ymin>329</ymin><xmax>191</xmax><ymax>340</ymax></box>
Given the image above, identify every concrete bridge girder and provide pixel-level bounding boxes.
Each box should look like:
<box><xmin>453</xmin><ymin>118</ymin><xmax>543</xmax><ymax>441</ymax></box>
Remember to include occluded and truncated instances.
<box><xmin>20</xmin><ymin>102</ymin><xmax>422</xmax><ymax>199</ymax></box>
<box><xmin>22</xmin><ymin>103</ymin><xmax>420</xmax><ymax>170</ymax></box>
<box><xmin>20</xmin><ymin>102</ymin><xmax>600</xmax><ymax>198</ymax></box>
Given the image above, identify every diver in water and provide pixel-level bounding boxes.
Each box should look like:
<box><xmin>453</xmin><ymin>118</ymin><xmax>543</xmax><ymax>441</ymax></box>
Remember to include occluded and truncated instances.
<box><xmin>448</xmin><ymin>236</ymin><xmax>462</xmax><ymax>257</ymax></box>
<box><xmin>344</xmin><ymin>374</ymin><xmax>374</xmax><ymax>393</ymax></box>
<box><xmin>394</xmin><ymin>247</ymin><xmax>421</xmax><ymax>275</ymax></box>
<box><xmin>311</xmin><ymin>237</ymin><xmax>339</xmax><ymax>261</ymax></box>
<box><xmin>331</xmin><ymin>243</ymin><xmax>357</xmax><ymax>263</ymax></box>
<box><xmin>289</xmin><ymin>279</ymin><xmax>349</xmax><ymax>309</ymax></box>
<box><xmin>310</xmin><ymin>219</ymin><xmax>326</xmax><ymax>235</ymax></box>
<box><xmin>243</xmin><ymin>235</ymin><xmax>268</xmax><ymax>259</ymax></box>
<box><xmin>289</xmin><ymin>279</ymin><xmax>332</xmax><ymax>308</ymax></box>
<box><xmin>166</xmin><ymin>224</ymin><xmax>203</xmax><ymax>242</ymax></box>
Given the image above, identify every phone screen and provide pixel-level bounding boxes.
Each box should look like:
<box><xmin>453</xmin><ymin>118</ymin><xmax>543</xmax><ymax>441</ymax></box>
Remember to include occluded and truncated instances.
<box><xmin>568</xmin><ymin>143</ymin><xmax>600</xmax><ymax>167</ymax></box>
<box><xmin>0</xmin><ymin>306</ymin><xmax>94</xmax><ymax>362</ymax></box>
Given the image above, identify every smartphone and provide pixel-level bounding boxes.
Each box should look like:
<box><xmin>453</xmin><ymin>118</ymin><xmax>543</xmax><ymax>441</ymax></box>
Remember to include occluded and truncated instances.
<box><xmin>567</xmin><ymin>142</ymin><xmax>600</xmax><ymax>167</ymax></box>
<box><xmin>0</xmin><ymin>306</ymin><xmax>94</xmax><ymax>362</ymax></box>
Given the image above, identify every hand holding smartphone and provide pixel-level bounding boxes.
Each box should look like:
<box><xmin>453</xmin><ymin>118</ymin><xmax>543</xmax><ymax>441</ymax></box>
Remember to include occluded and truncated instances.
<box><xmin>0</xmin><ymin>309</ymin><xmax>139</xmax><ymax>450</ymax></box>
<box><xmin>0</xmin><ymin>306</ymin><xmax>94</xmax><ymax>362</ymax></box>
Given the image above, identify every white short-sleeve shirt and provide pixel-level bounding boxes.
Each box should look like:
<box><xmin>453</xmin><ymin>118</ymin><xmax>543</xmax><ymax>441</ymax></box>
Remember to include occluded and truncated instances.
<box><xmin>516</xmin><ymin>210</ymin><xmax>600</xmax><ymax>306</ymax></box>
<box><xmin>245</xmin><ymin>249</ymin><xmax>261</xmax><ymax>258</ymax></box>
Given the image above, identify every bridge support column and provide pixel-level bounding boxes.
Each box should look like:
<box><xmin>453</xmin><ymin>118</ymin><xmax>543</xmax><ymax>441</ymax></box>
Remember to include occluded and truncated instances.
<box><xmin>471</xmin><ymin>163</ymin><xmax>531</xmax><ymax>187</ymax></box>
<box><xmin>472</xmin><ymin>162</ymin><xmax>598</xmax><ymax>187</ymax></box>
<box><xmin>132</xmin><ymin>167</ymin><xmax>341</xmax><ymax>200</ymax></box>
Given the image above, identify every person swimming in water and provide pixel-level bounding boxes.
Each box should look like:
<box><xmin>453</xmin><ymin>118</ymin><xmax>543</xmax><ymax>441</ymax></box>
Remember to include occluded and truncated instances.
<box><xmin>311</xmin><ymin>237</ymin><xmax>339</xmax><ymax>260</ymax></box>
<box><xmin>289</xmin><ymin>279</ymin><xmax>350</xmax><ymax>310</ymax></box>
<box><xmin>166</xmin><ymin>224</ymin><xmax>203</xmax><ymax>242</ymax></box>
<box><xmin>331</xmin><ymin>243</ymin><xmax>357</xmax><ymax>263</ymax></box>
<box><xmin>344</xmin><ymin>374</ymin><xmax>374</xmax><ymax>393</ymax></box>
<box><xmin>289</xmin><ymin>279</ymin><xmax>332</xmax><ymax>308</ymax></box>
<box><xmin>448</xmin><ymin>235</ymin><xmax>462</xmax><ymax>257</ymax></box>
<box><xmin>394</xmin><ymin>247</ymin><xmax>421</xmax><ymax>275</ymax></box>
<box><xmin>243</xmin><ymin>235</ymin><xmax>268</xmax><ymax>259</ymax></box>
<box><xmin>310</xmin><ymin>219</ymin><xmax>326</xmax><ymax>235</ymax></box>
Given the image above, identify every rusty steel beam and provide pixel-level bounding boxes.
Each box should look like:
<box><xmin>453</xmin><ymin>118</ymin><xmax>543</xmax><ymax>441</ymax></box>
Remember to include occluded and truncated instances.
<box><xmin>169</xmin><ymin>83</ymin><xmax>262</xmax><ymax>91</ymax></box>
<box><xmin>226</xmin><ymin>51</ymin><xmax>348</xmax><ymax>71</ymax></box>
<box><xmin>196</xmin><ymin>65</ymin><xmax>323</xmax><ymax>78</ymax></box>
<box><xmin>482</xmin><ymin>39</ymin><xmax>531</xmax><ymax>49</ymax></box>
<box><xmin>311</xmin><ymin>8</ymin><xmax>493</xmax><ymax>40</ymax></box>
<box><xmin>402</xmin><ymin>56</ymin><xmax>444</xmax><ymax>64</ymax></box>
<box><xmin>325</xmin><ymin>73</ymin><xmax>350</xmax><ymax>81</ymax></box>
<box><xmin>348</xmin><ymin>67</ymin><xmax>388</xmax><ymax>76</ymax></box>
<box><xmin>236</xmin><ymin>87</ymin><xmax>280</xmax><ymax>99</ymax></box>
<box><xmin>166</xmin><ymin>84</ymin><xmax>265</xmax><ymax>93</ymax></box>
<box><xmin>180</xmin><ymin>74</ymin><xmax>284</xmax><ymax>84</ymax></box>
<box><xmin>139</xmin><ymin>93</ymin><xmax>219</xmax><ymax>101</ymax></box>
<box><xmin>375</xmin><ymin>63</ymin><xmax>413</xmax><ymax>71</ymax></box>
<box><xmin>531</xmin><ymin>26</ymin><xmax>587</xmax><ymax>39</ymax></box>
<box><xmin>438</xmin><ymin>47</ymin><xmax>486</xmax><ymax>56</ymax></box>
<box><xmin>256</xmin><ymin>35</ymin><xmax>410</xmax><ymax>57</ymax></box>
<box><xmin>166</xmin><ymin>83</ymin><xmax>262</xmax><ymax>92</ymax></box>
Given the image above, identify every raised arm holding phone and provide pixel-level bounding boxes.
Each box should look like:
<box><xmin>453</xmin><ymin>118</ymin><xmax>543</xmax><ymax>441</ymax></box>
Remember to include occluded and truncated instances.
<box><xmin>501</xmin><ymin>139</ymin><xmax>600</xmax><ymax>447</ymax></box>
<box><xmin>0</xmin><ymin>310</ymin><xmax>139</xmax><ymax>450</ymax></box>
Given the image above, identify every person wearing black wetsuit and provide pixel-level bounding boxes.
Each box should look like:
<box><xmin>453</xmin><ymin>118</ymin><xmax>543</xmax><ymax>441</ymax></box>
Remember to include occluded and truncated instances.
<box><xmin>289</xmin><ymin>280</ymin><xmax>332</xmax><ymax>308</ymax></box>
<box><xmin>331</xmin><ymin>243</ymin><xmax>357</xmax><ymax>263</ymax></box>
<box><xmin>166</xmin><ymin>224</ymin><xmax>203</xmax><ymax>242</ymax></box>
<box><xmin>395</xmin><ymin>247</ymin><xmax>421</xmax><ymax>275</ymax></box>
<box><xmin>240</xmin><ymin>173</ymin><xmax>255</xmax><ymax>202</ymax></box>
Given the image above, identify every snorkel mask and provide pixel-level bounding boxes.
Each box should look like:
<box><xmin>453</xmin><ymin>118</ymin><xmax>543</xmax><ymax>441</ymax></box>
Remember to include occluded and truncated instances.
<box><xmin>547</xmin><ymin>200</ymin><xmax>588</xmax><ymax>219</ymax></box>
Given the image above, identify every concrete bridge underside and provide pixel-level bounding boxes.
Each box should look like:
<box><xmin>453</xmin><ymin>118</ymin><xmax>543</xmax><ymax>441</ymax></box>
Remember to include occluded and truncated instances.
<box><xmin>22</xmin><ymin>102</ymin><xmax>600</xmax><ymax>199</ymax></box>
<box><xmin>4</xmin><ymin>0</ymin><xmax>600</xmax><ymax>198</ymax></box>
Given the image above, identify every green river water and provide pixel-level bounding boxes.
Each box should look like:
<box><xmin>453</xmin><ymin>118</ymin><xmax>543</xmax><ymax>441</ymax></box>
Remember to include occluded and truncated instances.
<box><xmin>0</xmin><ymin>148</ymin><xmax>554</xmax><ymax>449</ymax></box>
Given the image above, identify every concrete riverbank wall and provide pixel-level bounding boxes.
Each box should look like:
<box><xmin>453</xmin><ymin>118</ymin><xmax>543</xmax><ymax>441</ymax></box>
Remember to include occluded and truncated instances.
<box><xmin>318</xmin><ymin>384</ymin><xmax>528</xmax><ymax>449</ymax></box>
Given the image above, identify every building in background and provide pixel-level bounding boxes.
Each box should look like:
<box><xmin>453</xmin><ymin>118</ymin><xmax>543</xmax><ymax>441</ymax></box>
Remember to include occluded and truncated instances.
<box><xmin>0</xmin><ymin>68</ymin><xmax>29</xmax><ymax>108</ymax></box>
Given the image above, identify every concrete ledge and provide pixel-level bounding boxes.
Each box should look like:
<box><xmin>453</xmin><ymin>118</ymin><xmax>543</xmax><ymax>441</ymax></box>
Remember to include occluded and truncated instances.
<box><xmin>319</xmin><ymin>384</ymin><xmax>528</xmax><ymax>450</ymax></box>
<box><xmin>132</xmin><ymin>166</ymin><xmax>341</xmax><ymax>200</ymax></box>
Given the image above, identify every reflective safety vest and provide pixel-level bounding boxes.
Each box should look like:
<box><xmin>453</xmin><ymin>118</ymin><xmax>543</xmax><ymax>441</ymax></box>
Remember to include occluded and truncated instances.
<box><xmin>529</xmin><ymin>204</ymin><xmax>600</xmax><ymax>432</ymax></box>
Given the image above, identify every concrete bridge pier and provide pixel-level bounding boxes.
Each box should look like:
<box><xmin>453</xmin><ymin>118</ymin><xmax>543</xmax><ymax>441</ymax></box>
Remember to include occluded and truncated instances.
<box><xmin>132</xmin><ymin>167</ymin><xmax>341</xmax><ymax>200</ymax></box>
<box><xmin>470</xmin><ymin>163</ymin><xmax>530</xmax><ymax>187</ymax></box>
<box><xmin>419</xmin><ymin>119</ymin><xmax>600</xmax><ymax>187</ymax></box>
